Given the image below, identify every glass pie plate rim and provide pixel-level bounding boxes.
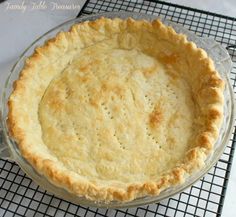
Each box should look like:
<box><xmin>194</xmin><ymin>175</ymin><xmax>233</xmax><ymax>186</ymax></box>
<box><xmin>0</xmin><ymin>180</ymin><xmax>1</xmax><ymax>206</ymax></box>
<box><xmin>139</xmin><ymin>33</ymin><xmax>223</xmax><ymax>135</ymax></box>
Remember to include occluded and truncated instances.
<box><xmin>0</xmin><ymin>11</ymin><xmax>235</xmax><ymax>208</ymax></box>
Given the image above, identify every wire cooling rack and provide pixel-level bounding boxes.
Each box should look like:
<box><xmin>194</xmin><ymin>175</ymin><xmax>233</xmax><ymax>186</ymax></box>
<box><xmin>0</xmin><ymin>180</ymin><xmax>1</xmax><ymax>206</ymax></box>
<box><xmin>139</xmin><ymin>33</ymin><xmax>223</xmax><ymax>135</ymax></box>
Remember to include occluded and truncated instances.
<box><xmin>1</xmin><ymin>0</ymin><xmax>236</xmax><ymax>216</ymax></box>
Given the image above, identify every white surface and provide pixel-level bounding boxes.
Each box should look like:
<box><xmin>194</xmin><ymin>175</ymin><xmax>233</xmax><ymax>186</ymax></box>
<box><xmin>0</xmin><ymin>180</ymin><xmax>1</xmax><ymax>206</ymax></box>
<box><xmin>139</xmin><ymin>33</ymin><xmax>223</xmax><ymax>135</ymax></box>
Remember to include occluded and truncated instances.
<box><xmin>0</xmin><ymin>0</ymin><xmax>235</xmax><ymax>217</ymax></box>
<box><xmin>0</xmin><ymin>0</ymin><xmax>85</xmax><ymax>84</ymax></box>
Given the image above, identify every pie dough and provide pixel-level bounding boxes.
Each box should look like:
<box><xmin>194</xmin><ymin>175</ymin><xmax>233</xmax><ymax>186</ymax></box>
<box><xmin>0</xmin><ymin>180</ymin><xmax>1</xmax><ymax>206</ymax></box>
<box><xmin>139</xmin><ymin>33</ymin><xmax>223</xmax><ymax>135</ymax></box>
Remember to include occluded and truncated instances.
<box><xmin>7</xmin><ymin>17</ymin><xmax>224</xmax><ymax>202</ymax></box>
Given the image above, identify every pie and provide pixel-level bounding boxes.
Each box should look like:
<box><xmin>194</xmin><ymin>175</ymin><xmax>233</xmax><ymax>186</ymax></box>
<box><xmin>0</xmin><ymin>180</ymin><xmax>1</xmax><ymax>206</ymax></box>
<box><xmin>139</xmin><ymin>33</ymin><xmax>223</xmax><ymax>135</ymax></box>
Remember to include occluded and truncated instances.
<box><xmin>7</xmin><ymin>17</ymin><xmax>224</xmax><ymax>202</ymax></box>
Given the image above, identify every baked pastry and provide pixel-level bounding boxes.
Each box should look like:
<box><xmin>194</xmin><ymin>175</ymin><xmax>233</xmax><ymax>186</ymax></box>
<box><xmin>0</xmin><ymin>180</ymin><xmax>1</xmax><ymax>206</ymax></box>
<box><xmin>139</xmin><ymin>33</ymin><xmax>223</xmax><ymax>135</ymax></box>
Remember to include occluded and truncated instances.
<box><xmin>7</xmin><ymin>17</ymin><xmax>224</xmax><ymax>202</ymax></box>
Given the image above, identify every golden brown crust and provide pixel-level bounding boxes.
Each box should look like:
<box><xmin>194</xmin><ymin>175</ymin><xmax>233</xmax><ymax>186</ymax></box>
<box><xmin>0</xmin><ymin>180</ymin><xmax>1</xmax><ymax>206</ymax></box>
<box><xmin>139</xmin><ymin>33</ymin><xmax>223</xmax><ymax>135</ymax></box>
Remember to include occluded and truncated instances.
<box><xmin>7</xmin><ymin>17</ymin><xmax>224</xmax><ymax>202</ymax></box>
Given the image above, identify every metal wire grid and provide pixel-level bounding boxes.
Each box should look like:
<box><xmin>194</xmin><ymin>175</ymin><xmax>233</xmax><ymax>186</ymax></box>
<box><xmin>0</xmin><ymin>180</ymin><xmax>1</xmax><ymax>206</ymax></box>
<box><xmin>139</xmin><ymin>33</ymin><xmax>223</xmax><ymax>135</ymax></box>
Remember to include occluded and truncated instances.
<box><xmin>0</xmin><ymin>0</ymin><xmax>236</xmax><ymax>216</ymax></box>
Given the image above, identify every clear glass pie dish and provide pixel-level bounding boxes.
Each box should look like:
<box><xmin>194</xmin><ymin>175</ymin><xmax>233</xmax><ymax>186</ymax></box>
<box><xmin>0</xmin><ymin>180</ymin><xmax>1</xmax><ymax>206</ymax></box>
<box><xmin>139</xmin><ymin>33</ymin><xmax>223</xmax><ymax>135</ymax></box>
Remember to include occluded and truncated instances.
<box><xmin>0</xmin><ymin>12</ymin><xmax>235</xmax><ymax>208</ymax></box>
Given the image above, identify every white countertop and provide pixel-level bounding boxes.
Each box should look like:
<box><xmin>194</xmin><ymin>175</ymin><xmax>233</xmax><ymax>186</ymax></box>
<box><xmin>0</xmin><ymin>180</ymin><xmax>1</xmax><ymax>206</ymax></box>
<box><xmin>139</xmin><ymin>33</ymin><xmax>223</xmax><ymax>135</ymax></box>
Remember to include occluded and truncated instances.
<box><xmin>0</xmin><ymin>0</ymin><xmax>235</xmax><ymax>216</ymax></box>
